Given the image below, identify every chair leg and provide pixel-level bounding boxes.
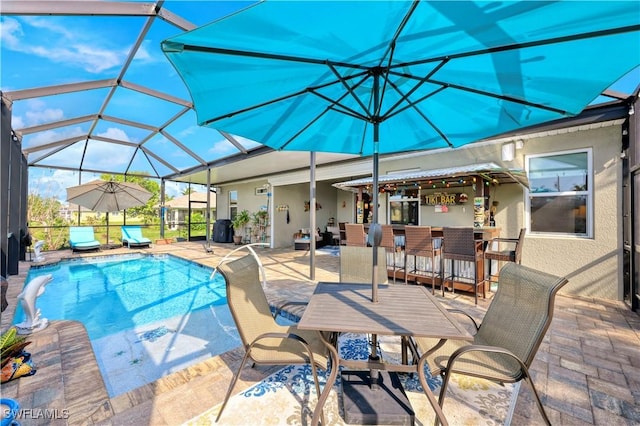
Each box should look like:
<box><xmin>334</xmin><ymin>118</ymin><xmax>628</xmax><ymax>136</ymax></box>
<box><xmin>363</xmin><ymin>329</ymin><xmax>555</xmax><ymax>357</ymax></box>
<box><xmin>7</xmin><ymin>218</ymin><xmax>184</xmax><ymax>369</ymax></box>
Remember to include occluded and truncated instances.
<box><xmin>524</xmin><ymin>374</ymin><xmax>552</xmax><ymax>425</ymax></box>
<box><xmin>215</xmin><ymin>349</ymin><xmax>253</xmax><ymax>422</ymax></box>
<box><xmin>474</xmin><ymin>262</ymin><xmax>478</xmax><ymax>305</ymax></box>
<box><xmin>435</xmin><ymin>371</ymin><xmax>453</xmax><ymax>426</ymax></box>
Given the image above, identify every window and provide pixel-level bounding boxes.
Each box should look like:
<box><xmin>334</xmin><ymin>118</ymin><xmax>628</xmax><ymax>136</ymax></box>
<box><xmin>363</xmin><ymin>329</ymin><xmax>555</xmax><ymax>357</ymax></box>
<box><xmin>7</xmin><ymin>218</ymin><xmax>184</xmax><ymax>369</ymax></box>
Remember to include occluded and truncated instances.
<box><xmin>526</xmin><ymin>150</ymin><xmax>592</xmax><ymax>237</ymax></box>
<box><xmin>229</xmin><ymin>190</ymin><xmax>238</xmax><ymax>219</ymax></box>
<box><xmin>388</xmin><ymin>187</ymin><xmax>420</xmax><ymax>225</ymax></box>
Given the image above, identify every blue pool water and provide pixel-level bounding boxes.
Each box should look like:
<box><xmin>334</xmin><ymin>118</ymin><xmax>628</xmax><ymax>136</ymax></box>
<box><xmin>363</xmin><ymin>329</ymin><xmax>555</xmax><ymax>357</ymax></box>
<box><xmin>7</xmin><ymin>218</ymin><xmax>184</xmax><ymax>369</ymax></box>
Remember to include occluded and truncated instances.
<box><xmin>13</xmin><ymin>254</ymin><xmax>246</xmax><ymax>396</ymax></box>
<box><xmin>15</xmin><ymin>254</ymin><xmax>226</xmax><ymax>340</ymax></box>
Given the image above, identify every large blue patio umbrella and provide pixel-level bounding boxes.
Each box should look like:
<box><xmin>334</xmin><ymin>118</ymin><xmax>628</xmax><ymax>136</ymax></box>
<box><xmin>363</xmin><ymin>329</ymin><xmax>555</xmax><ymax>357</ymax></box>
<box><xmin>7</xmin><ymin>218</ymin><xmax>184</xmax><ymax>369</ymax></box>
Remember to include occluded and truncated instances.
<box><xmin>162</xmin><ymin>1</ymin><xmax>639</xmax><ymax>301</ymax></box>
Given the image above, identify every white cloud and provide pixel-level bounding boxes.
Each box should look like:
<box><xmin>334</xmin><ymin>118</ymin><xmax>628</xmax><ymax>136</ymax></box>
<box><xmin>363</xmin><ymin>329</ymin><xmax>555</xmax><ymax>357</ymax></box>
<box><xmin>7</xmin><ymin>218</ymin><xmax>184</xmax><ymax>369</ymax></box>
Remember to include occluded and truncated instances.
<box><xmin>0</xmin><ymin>17</ymin><xmax>23</xmax><ymax>49</ymax></box>
<box><xmin>5</xmin><ymin>16</ymin><xmax>128</xmax><ymax>74</ymax></box>
<box><xmin>96</xmin><ymin>127</ymin><xmax>131</xmax><ymax>142</ymax></box>
<box><xmin>25</xmin><ymin>108</ymin><xmax>65</xmax><ymax>127</ymax></box>
<box><xmin>29</xmin><ymin>168</ymin><xmax>100</xmax><ymax>201</ymax></box>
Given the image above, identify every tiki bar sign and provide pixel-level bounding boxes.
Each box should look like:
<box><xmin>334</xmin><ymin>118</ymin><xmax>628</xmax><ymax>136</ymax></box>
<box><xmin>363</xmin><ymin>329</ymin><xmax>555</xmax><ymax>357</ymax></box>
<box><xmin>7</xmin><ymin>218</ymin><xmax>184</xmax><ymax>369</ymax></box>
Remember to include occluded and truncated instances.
<box><xmin>421</xmin><ymin>192</ymin><xmax>468</xmax><ymax>206</ymax></box>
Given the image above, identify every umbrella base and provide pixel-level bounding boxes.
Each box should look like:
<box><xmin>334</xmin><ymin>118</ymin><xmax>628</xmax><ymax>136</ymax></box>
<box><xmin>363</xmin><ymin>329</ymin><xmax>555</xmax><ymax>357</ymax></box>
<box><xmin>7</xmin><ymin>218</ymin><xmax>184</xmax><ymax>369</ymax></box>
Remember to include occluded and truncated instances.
<box><xmin>341</xmin><ymin>370</ymin><xmax>415</xmax><ymax>425</ymax></box>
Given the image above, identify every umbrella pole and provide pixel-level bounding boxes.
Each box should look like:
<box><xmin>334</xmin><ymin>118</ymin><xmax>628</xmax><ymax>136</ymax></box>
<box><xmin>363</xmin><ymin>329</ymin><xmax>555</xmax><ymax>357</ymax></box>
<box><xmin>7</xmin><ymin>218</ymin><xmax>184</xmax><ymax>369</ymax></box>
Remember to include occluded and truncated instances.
<box><xmin>106</xmin><ymin>212</ymin><xmax>109</xmax><ymax>248</ymax></box>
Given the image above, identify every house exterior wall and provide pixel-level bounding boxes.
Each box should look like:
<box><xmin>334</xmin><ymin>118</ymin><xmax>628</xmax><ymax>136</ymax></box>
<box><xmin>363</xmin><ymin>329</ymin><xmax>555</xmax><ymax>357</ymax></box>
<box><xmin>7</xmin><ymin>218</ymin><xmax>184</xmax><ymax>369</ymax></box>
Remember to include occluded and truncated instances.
<box><xmin>217</xmin><ymin>122</ymin><xmax>624</xmax><ymax>301</ymax></box>
<box><xmin>520</xmin><ymin>125</ymin><xmax>623</xmax><ymax>300</ymax></box>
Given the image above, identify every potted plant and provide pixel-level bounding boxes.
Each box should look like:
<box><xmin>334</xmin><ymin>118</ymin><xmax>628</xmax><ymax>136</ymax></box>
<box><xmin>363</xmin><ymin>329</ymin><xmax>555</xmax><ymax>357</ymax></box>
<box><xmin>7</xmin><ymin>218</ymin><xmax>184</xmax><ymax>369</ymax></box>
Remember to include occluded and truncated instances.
<box><xmin>231</xmin><ymin>209</ymin><xmax>250</xmax><ymax>244</ymax></box>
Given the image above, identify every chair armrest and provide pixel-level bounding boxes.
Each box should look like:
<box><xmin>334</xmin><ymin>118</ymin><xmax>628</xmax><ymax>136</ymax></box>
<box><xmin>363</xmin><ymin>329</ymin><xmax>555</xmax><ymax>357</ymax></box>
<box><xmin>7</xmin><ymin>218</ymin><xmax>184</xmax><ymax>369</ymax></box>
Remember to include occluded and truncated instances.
<box><xmin>272</xmin><ymin>301</ymin><xmax>308</xmax><ymax>319</ymax></box>
<box><xmin>489</xmin><ymin>237</ymin><xmax>519</xmax><ymax>244</ymax></box>
<box><xmin>446</xmin><ymin>309</ymin><xmax>480</xmax><ymax>331</ymax></box>
<box><xmin>248</xmin><ymin>331</ymin><xmax>323</xmax><ymax>364</ymax></box>
<box><xmin>445</xmin><ymin>343</ymin><xmax>529</xmax><ymax>378</ymax></box>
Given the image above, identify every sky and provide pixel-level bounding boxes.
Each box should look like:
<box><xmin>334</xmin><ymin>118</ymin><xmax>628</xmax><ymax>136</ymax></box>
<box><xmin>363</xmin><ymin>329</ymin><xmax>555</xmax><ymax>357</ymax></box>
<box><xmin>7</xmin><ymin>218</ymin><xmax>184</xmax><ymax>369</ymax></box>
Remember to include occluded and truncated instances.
<box><xmin>1</xmin><ymin>1</ymin><xmax>638</xmax><ymax>202</ymax></box>
<box><xmin>1</xmin><ymin>1</ymin><xmax>257</xmax><ymax>200</ymax></box>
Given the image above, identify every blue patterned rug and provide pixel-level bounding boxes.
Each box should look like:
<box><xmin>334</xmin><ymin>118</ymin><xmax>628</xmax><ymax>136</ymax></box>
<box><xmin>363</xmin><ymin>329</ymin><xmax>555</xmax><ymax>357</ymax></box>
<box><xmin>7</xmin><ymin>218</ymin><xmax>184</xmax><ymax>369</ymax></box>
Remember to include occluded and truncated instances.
<box><xmin>317</xmin><ymin>245</ymin><xmax>340</xmax><ymax>256</ymax></box>
<box><xmin>184</xmin><ymin>333</ymin><xmax>517</xmax><ymax>425</ymax></box>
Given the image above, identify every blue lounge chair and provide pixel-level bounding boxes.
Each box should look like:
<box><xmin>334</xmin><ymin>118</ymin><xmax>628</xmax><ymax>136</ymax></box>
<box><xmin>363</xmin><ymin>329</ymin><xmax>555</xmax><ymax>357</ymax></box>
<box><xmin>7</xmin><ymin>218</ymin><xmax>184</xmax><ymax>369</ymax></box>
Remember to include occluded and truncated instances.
<box><xmin>121</xmin><ymin>226</ymin><xmax>152</xmax><ymax>248</ymax></box>
<box><xmin>69</xmin><ymin>226</ymin><xmax>101</xmax><ymax>252</ymax></box>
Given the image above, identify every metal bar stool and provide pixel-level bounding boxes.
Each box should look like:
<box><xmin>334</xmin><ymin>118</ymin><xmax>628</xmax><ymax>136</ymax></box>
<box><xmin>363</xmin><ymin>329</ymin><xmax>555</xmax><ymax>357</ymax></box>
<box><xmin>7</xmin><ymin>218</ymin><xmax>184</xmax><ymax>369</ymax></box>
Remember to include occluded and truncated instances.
<box><xmin>379</xmin><ymin>224</ymin><xmax>403</xmax><ymax>282</ymax></box>
<box><xmin>484</xmin><ymin>228</ymin><xmax>525</xmax><ymax>290</ymax></box>
<box><xmin>442</xmin><ymin>227</ymin><xmax>484</xmax><ymax>304</ymax></box>
<box><xmin>403</xmin><ymin>225</ymin><xmax>442</xmax><ymax>294</ymax></box>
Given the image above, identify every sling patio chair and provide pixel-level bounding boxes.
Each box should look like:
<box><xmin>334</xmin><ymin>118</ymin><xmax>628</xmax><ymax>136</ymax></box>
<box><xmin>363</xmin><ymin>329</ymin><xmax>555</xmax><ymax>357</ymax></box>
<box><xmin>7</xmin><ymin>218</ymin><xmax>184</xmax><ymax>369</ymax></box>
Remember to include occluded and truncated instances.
<box><xmin>69</xmin><ymin>226</ymin><xmax>101</xmax><ymax>252</ymax></box>
<box><xmin>214</xmin><ymin>253</ymin><xmax>332</xmax><ymax>423</ymax></box>
<box><xmin>121</xmin><ymin>225</ymin><xmax>152</xmax><ymax>248</ymax></box>
<box><xmin>411</xmin><ymin>263</ymin><xmax>568</xmax><ymax>425</ymax></box>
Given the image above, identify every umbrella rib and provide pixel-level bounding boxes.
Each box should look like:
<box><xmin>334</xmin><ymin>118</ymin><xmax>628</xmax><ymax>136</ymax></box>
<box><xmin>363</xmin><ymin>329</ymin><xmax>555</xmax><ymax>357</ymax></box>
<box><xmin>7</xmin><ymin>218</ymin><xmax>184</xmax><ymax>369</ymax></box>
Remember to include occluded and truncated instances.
<box><xmin>310</xmin><ymin>90</ymin><xmax>369</xmax><ymax>122</ymax></box>
<box><xmin>175</xmin><ymin>43</ymin><xmax>371</xmax><ymax>71</ymax></box>
<box><xmin>428</xmin><ymin>78</ymin><xmax>569</xmax><ymax>115</ymax></box>
<box><xmin>375</xmin><ymin>0</ymin><xmax>420</xmax><ymax>116</ymax></box>
<box><xmin>384</xmin><ymin>85</ymin><xmax>454</xmax><ymax>147</ymax></box>
<box><xmin>327</xmin><ymin>62</ymin><xmax>373</xmax><ymax>119</ymax></box>
<box><xmin>380</xmin><ymin>60</ymin><xmax>449</xmax><ymax>119</ymax></box>
<box><xmin>396</xmin><ymin>24</ymin><xmax>640</xmax><ymax>69</ymax></box>
<box><xmin>202</xmin><ymin>70</ymin><xmax>368</xmax><ymax>127</ymax></box>
<box><xmin>280</xmin><ymin>78</ymin><xmax>371</xmax><ymax>150</ymax></box>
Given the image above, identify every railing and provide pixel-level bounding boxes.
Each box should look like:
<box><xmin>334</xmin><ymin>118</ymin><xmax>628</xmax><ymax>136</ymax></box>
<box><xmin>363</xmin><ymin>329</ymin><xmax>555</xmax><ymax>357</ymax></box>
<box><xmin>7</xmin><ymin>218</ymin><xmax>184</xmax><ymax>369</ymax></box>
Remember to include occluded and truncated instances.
<box><xmin>26</xmin><ymin>221</ymin><xmax>211</xmax><ymax>251</ymax></box>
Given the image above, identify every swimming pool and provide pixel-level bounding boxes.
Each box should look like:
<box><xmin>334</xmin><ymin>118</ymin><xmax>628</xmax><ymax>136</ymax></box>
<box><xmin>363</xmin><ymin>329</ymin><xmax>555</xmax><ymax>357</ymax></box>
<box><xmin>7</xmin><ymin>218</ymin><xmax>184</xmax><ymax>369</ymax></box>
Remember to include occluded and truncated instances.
<box><xmin>13</xmin><ymin>254</ymin><xmax>242</xmax><ymax>397</ymax></box>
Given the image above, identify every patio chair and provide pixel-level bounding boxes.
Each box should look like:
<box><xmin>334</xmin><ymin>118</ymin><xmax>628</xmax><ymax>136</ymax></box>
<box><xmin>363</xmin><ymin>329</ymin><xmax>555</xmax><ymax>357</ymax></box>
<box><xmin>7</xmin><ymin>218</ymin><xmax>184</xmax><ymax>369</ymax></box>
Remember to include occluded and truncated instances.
<box><xmin>69</xmin><ymin>226</ymin><xmax>100</xmax><ymax>252</ymax></box>
<box><xmin>326</xmin><ymin>225</ymin><xmax>340</xmax><ymax>245</ymax></box>
<box><xmin>215</xmin><ymin>254</ymin><xmax>331</xmax><ymax>423</ymax></box>
<box><xmin>345</xmin><ymin>223</ymin><xmax>367</xmax><ymax>247</ymax></box>
<box><xmin>484</xmin><ymin>228</ymin><xmax>525</xmax><ymax>288</ymax></box>
<box><xmin>412</xmin><ymin>263</ymin><xmax>568</xmax><ymax>425</ymax></box>
<box><xmin>121</xmin><ymin>225</ymin><xmax>152</xmax><ymax>248</ymax></box>
<box><xmin>339</xmin><ymin>245</ymin><xmax>388</xmax><ymax>284</ymax></box>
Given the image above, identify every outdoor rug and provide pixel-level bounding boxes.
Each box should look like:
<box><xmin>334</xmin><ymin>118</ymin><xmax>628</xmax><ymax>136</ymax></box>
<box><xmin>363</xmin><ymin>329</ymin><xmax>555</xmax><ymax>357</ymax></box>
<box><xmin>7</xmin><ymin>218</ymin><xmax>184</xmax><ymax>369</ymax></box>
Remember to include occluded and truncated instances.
<box><xmin>317</xmin><ymin>245</ymin><xmax>340</xmax><ymax>256</ymax></box>
<box><xmin>183</xmin><ymin>333</ymin><xmax>517</xmax><ymax>425</ymax></box>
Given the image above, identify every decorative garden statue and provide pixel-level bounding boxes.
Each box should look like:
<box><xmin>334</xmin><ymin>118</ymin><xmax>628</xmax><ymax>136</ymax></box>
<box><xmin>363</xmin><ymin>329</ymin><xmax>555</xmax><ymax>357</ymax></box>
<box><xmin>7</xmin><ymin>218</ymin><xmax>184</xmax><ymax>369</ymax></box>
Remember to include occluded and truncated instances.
<box><xmin>15</xmin><ymin>274</ymin><xmax>53</xmax><ymax>334</ymax></box>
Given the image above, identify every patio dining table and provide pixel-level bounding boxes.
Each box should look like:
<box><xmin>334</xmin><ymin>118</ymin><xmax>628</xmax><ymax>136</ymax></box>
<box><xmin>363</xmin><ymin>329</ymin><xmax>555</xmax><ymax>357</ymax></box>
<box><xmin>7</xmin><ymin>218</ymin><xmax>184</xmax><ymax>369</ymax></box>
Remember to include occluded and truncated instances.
<box><xmin>297</xmin><ymin>282</ymin><xmax>473</xmax><ymax>426</ymax></box>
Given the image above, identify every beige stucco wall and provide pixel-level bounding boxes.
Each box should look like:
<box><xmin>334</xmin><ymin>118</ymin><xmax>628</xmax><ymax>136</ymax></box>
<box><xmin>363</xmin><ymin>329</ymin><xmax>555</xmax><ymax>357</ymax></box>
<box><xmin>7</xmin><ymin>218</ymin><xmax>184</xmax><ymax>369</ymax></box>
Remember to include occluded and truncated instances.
<box><xmin>518</xmin><ymin>125</ymin><xmax>623</xmax><ymax>300</ymax></box>
<box><xmin>216</xmin><ymin>123</ymin><xmax>623</xmax><ymax>300</ymax></box>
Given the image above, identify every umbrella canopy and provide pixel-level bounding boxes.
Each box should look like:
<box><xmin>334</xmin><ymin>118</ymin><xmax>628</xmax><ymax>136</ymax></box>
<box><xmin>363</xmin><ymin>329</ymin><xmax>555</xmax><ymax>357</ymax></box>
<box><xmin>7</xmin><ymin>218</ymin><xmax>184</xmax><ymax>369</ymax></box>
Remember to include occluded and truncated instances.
<box><xmin>162</xmin><ymin>0</ymin><xmax>639</xmax><ymax>298</ymax></box>
<box><xmin>66</xmin><ymin>180</ymin><xmax>152</xmax><ymax>213</ymax></box>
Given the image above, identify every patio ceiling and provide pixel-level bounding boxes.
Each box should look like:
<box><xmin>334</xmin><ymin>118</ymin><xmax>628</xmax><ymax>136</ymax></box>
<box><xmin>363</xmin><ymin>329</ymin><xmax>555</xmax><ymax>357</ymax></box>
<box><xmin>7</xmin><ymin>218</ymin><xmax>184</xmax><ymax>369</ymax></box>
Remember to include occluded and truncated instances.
<box><xmin>1</xmin><ymin>1</ymin><xmax>638</xmax><ymax>192</ymax></box>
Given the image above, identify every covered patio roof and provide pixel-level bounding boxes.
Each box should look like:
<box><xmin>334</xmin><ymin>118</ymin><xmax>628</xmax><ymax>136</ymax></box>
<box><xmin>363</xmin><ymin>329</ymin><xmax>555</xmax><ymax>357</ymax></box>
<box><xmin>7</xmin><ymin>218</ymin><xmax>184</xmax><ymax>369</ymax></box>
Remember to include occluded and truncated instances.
<box><xmin>333</xmin><ymin>162</ymin><xmax>528</xmax><ymax>191</ymax></box>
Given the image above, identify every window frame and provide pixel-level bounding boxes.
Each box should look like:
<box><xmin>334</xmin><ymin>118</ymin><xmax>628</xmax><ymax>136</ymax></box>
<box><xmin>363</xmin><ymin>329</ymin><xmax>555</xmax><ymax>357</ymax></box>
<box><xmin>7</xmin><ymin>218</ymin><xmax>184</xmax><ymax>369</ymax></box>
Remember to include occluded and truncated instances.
<box><xmin>525</xmin><ymin>148</ymin><xmax>593</xmax><ymax>238</ymax></box>
<box><xmin>229</xmin><ymin>190</ymin><xmax>238</xmax><ymax>220</ymax></box>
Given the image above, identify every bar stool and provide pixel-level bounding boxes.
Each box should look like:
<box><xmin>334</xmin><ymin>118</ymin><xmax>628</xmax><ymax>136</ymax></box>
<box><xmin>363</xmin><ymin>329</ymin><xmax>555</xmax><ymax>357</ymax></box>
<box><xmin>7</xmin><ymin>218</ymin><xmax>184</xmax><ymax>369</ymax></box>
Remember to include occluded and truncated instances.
<box><xmin>403</xmin><ymin>226</ymin><xmax>442</xmax><ymax>294</ymax></box>
<box><xmin>484</xmin><ymin>228</ymin><xmax>525</xmax><ymax>290</ymax></box>
<box><xmin>441</xmin><ymin>227</ymin><xmax>484</xmax><ymax>304</ymax></box>
<box><xmin>379</xmin><ymin>224</ymin><xmax>402</xmax><ymax>282</ymax></box>
<box><xmin>345</xmin><ymin>223</ymin><xmax>367</xmax><ymax>247</ymax></box>
<box><xmin>338</xmin><ymin>222</ymin><xmax>347</xmax><ymax>245</ymax></box>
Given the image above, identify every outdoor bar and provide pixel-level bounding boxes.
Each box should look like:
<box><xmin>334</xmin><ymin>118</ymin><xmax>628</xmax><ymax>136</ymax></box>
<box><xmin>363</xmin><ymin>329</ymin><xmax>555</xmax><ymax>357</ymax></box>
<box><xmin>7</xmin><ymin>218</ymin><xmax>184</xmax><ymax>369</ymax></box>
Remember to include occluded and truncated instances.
<box><xmin>334</xmin><ymin>163</ymin><xmax>525</xmax><ymax>299</ymax></box>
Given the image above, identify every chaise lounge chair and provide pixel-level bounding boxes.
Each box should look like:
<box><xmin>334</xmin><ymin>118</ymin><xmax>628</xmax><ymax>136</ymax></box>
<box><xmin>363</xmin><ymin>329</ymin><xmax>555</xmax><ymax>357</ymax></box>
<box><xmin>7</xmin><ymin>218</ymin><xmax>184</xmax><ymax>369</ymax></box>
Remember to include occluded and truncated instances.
<box><xmin>69</xmin><ymin>226</ymin><xmax>101</xmax><ymax>252</ymax></box>
<box><xmin>121</xmin><ymin>226</ymin><xmax>152</xmax><ymax>248</ymax></box>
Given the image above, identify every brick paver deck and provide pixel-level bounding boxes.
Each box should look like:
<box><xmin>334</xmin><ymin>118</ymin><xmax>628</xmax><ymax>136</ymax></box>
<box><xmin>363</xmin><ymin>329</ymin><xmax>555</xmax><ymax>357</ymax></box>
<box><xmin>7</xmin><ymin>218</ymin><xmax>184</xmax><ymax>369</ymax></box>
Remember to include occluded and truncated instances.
<box><xmin>1</xmin><ymin>242</ymin><xmax>638</xmax><ymax>425</ymax></box>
